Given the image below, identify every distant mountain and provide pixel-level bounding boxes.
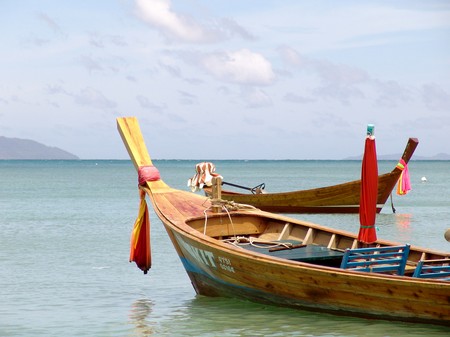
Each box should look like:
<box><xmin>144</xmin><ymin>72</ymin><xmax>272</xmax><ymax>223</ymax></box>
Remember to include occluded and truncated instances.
<box><xmin>0</xmin><ymin>136</ymin><xmax>79</xmax><ymax>160</ymax></box>
<box><xmin>344</xmin><ymin>153</ymin><xmax>450</xmax><ymax>160</ymax></box>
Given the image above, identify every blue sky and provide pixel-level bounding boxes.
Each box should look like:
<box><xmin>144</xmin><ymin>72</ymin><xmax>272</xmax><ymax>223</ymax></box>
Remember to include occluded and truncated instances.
<box><xmin>1</xmin><ymin>0</ymin><xmax>449</xmax><ymax>159</ymax></box>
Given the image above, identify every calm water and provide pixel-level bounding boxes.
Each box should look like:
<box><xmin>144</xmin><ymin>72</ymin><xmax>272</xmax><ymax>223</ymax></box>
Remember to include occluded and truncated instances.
<box><xmin>1</xmin><ymin>160</ymin><xmax>449</xmax><ymax>336</ymax></box>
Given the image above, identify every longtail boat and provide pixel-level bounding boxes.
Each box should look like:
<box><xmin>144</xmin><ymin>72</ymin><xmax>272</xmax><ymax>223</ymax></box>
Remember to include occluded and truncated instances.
<box><xmin>201</xmin><ymin>138</ymin><xmax>418</xmax><ymax>213</ymax></box>
<box><xmin>117</xmin><ymin>117</ymin><xmax>449</xmax><ymax>326</ymax></box>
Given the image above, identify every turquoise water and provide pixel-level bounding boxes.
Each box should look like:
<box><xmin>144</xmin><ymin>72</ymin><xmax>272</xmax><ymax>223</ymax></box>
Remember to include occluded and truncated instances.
<box><xmin>1</xmin><ymin>160</ymin><xmax>449</xmax><ymax>336</ymax></box>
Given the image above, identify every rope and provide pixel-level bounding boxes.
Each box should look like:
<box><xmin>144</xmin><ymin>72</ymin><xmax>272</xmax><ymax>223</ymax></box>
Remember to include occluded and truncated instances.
<box><xmin>201</xmin><ymin>196</ymin><xmax>292</xmax><ymax>252</ymax></box>
<box><xmin>223</xmin><ymin>236</ymin><xmax>294</xmax><ymax>250</ymax></box>
<box><xmin>202</xmin><ymin>201</ymin><xmax>238</xmax><ymax>237</ymax></box>
<box><xmin>216</xmin><ymin>198</ymin><xmax>258</xmax><ymax>212</ymax></box>
<box><xmin>390</xmin><ymin>192</ymin><xmax>396</xmax><ymax>213</ymax></box>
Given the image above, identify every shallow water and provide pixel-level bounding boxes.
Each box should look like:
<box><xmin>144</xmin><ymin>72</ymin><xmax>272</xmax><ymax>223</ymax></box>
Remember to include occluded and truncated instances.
<box><xmin>1</xmin><ymin>160</ymin><xmax>449</xmax><ymax>336</ymax></box>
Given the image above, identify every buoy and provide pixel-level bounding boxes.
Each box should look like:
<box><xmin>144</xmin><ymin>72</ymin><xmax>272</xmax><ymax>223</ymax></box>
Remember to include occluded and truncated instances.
<box><xmin>445</xmin><ymin>228</ymin><xmax>450</xmax><ymax>242</ymax></box>
<box><xmin>421</xmin><ymin>176</ymin><xmax>427</xmax><ymax>182</ymax></box>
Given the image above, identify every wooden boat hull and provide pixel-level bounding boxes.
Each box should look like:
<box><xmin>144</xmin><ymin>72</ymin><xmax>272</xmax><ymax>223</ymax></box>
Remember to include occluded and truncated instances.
<box><xmin>204</xmin><ymin>138</ymin><xmax>419</xmax><ymax>213</ymax></box>
<box><xmin>155</xmin><ymin>209</ymin><xmax>449</xmax><ymax>325</ymax></box>
<box><xmin>167</xmin><ymin>226</ymin><xmax>449</xmax><ymax>324</ymax></box>
<box><xmin>117</xmin><ymin>117</ymin><xmax>449</xmax><ymax>326</ymax></box>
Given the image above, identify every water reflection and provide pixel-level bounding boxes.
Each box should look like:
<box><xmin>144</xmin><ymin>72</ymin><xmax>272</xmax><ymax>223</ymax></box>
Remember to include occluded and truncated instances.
<box><xmin>152</xmin><ymin>296</ymin><xmax>450</xmax><ymax>337</ymax></box>
<box><xmin>129</xmin><ymin>298</ymin><xmax>154</xmax><ymax>336</ymax></box>
<box><xmin>395</xmin><ymin>213</ymin><xmax>412</xmax><ymax>229</ymax></box>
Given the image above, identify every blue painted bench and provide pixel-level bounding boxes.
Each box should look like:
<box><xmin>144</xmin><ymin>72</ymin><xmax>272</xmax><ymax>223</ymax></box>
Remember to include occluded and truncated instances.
<box><xmin>340</xmin><ymin>244</ymin><xmax>411</xmax><ymax>276</ymax></box>
<box><xmin>412</xmin><ymin>259</ymin><xmax>450</xmax><ymax>281</ymax></box>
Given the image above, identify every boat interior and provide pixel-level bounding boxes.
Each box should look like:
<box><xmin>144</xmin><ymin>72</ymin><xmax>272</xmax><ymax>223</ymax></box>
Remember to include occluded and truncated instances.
<box><xmin>186</xmin><ymin>212</ymin><xmax>450</xmax><ymax>280</ymax></box>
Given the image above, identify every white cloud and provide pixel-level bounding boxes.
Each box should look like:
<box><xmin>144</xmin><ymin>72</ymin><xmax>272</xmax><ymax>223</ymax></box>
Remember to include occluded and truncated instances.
<box><xmin>200</xmin><ymin>49</ymin><xmax>275</xmax><ymax>85</ymax></box>
<box><xmin>241</xmin><ymin>88</ymin><xmax>272</xmax><ymax>108</ymax></box>
<box><xmin>135</xmin><ymin>0</ymin><xmax>210</xmax><ymax>43</ymax></box>
<box><xmin>136</xmin><ymin>0</ymin><xmax>207</xmax><ymax>43</ymax></box>
<box><xmin>135</xmin><ymin>0</ymin><xmax>254</xmax><ymax>43</ymax></box>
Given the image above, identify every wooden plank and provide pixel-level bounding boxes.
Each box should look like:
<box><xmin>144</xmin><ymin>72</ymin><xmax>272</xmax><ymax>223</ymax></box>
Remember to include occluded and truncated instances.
<box><xmin>278</xmin><ymin>223</ymin><xmax>292</xmax><ymax>240</ymax></box>
<box><xmin>117</xmin><ymin>117</ymin><xmax>152</xmax><ymax>170</ymax></box>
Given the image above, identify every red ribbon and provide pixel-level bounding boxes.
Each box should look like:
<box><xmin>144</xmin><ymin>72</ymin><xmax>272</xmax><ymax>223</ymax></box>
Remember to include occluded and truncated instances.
<box><xmin>138</xmin><ymin>165</ymin><xmax>161</xmax><ymax>185</ymax></box>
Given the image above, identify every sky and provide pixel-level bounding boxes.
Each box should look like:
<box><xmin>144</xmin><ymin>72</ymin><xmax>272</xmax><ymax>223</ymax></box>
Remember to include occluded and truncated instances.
<box><xmin>1</xmin><ymin>0</ymin><xmax>450</xmax><ymax>160</ymax></box>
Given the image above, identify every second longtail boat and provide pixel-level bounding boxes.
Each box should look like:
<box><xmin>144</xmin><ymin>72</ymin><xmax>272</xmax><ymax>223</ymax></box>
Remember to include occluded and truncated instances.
<box><xmin>200</xmin><ymin>138</ymin><xmax>418</xmax><ymax>213</ymax></box>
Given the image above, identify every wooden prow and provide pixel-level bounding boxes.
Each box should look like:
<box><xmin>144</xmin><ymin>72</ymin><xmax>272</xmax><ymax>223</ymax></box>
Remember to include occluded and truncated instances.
<box><xmin>117</xmin><ymin>117</ymin><xmax>169</xmax><ymax>192</ymax></box>
<box><xmin>117</xmin><ymin>117</ymin><xmax>153</xmax><ymax>171</ymax></box>
<box><xmin>394</xmin><ymin>138</ymin><xmax>419</xmax><ymax>171</ymax></box>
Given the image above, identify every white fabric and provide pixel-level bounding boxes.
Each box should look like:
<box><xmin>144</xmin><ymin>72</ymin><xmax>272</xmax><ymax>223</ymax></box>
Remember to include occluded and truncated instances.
<box><xmin>187</xmin><ymin>162</ymin><xmax>222</xmax><ymax>192</ymax></box>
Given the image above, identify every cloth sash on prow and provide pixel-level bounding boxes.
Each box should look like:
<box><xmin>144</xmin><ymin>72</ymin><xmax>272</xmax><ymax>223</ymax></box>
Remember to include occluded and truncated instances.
<box><xmin>187</xmin><ymin>162</ymin><xmax>223</xmax><ymax>192</ymax></box>
<box><xmin>396</xmin><ymin>159</ymin><xmax>411</xmax><ymax>195</ymax></box>
<box><xmin>129</xmin><ymin>165</ymin><xmax>161</xmax><ymax>274</ymax></box>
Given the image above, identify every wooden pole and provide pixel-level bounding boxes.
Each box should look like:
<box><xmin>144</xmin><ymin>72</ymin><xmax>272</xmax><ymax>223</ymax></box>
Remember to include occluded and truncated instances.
<box><xmin>211</xmin><ymin>176</ymin><xmax>222</xmax><ymax>213</ymax></box>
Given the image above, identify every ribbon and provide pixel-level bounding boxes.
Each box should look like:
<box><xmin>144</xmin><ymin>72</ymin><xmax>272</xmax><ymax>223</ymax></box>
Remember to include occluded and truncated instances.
<box><xmin>396</xmin><ymin>159</ymin><xmax>411</xmax><ymax>195</ymax></box>
<box><xmin>138</xmin><ymin>165</ymin><xmax>161</xmax><ymax>185</ymax></box>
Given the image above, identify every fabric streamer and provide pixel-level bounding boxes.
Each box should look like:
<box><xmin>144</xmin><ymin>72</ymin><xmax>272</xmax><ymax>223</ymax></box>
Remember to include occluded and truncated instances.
<box><xmin>129</xmin><ymin>191</ymin><xmax>151</xmax><ymax>274</ymax></box>
<box><xmin>396</xmin><ymin>159</ymin><xmax>411</xmax><ymax>195</ymax></box>
<box><xmin>358</xmin><ymin>135</ymin><xmax>378</xmax><ymax>244</ymax></box>
<box><xmin>129</xmin><ymin>166</ymin><xmax>160</xmax><ymax>274</ymax></box>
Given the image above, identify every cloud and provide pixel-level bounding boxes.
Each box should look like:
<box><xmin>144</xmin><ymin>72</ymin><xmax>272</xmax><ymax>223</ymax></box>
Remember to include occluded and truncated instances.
<box><xmin>277</xmin><ymin>45</ymin><xmax>305</xmax><ymax>67</ymax></box>
<box><xmin>240</xmin><ymin>88</ymin><xmax>272</xmax><ymax>108</ymax></box>
<box><xmin>89</xmin><ymin>32</ymin><xmax>128</xmax><ymax>48</ymax></box>
<box><xmin>36</xmin><ymin>12</ymin><xmax>65</xmax><ymax>37</ymax></box>
<box><xmin>73</xmin><ymin>87</ymin><xmax>117</xmax><ymax>110</ymax></box>
<box><xmin>135</xmin><ymin>0</ymin><xmax>214</xmax><ymax>43</ymax></box>
<box><xmin>312</xmin><ymin>84</ymin><xmax>365</xmax><ymax>106</ymax></box>
<box><xmin>23</xmin><ymin>35</ymin><xmax>51</xmax><ymax>47</ymax></box>
<box><xmin>216</xmin><ymin>17</ymin><xmax>256</xmax><ymax>41</ymax></box>
<box><xmin>46</xmin><ymin>84</ymin><xmax>69</xmax><ymax>95</ymax></box>
<box><xmin>277</xmin><ymin>45</ymin><xmax>421</xmax><ymax>107</ymax></box>
<box><xmin>159</xmin><ymin>61</ymin><xmax>182</xmax><ymax>78</ymax></box>
<box><xmin>77</xmin><ymin>55</ymin><xmax>104</xmax><ymax>73</ymax></box>
<box><xmin>278</xmin><ymin>46</ymin><xmax>369</xmax><ymax>86</ymax></box>
<box><xmin>76</xmin><ymin>54</ymin><xmax>128</xmax><ymax>75</ymax></box>
<box><xmin>278</xmin><ymin>46</ymin><xmax>367</xmax><ymax>104</ymax></box>
<box><xmin>135</xmin><ymin>0</ymin><xmax>253</xmax><ymax>43</ymax></box>
<box><xmin>284</xmin><ymin>92</ymin><xmax>315</xmax><ymax>104</ymax></box>
<box><xmin>199</xmin><ymin>49</ymin><xmax>275</xmax><ymax>85</ymax></box>
<box><xmin>269</xmin><ymin>4</ymin><xmax>450</xmax><ymax>54</ymax></box>
<box><xmin>421</xmin><ymin>83</ymin><xmax>450</xmax><ymax>111</ymax></box>
<box><xmin>136</xmin><ymin>95</ymin><xmax>166</xmax><ymax>112</ymax></box>
<box><xmin>48</xmin><ymin>85</ymin><xmax>116</xmax><ymax>110</ymax></box>
<box><xmin>372</xmin><ymin>80</ymin><xmax>413</xmax><ymax>108</ymax></box>
<box><xmin>178</xmin><ymin>90</ymin><xmax>197</xmax><ymax>105</ymax></box>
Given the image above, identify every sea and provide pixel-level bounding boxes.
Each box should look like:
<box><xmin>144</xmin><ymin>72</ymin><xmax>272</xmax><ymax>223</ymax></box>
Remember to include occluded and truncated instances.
<box><xmin>1</xmin><ymin>159</ymin><xmax>449</xmax><ymax>337</ymax></box>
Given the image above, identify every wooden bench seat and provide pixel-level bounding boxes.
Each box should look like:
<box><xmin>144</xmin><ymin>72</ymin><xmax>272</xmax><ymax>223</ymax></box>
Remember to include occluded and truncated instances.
<box><xmin>340</xmin><ymin>244</ymin><xmax>411</xmax><ymax>276</ymax></box>
<box><xmin>412</xmin><ymin>259</ymin><xmax>450</xmax><ymax>281</ymax></box>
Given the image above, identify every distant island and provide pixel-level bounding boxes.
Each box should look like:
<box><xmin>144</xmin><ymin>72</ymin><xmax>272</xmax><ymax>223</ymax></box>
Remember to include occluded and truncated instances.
<box><xmin>0</xmin><ymin>136</ymin><xmax>79</xmax><ymax>160</ymax></box>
